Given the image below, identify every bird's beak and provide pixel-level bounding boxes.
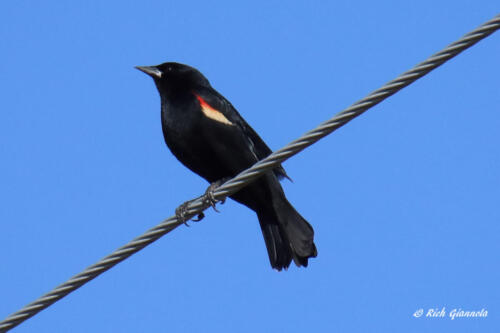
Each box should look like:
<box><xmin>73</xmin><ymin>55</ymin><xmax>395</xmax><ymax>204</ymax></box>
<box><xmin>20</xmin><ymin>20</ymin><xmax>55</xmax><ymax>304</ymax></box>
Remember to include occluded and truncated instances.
<box><xmin>135</xmin><ymin>66</ymin><xmax>162</xmax><ymax>79</ymax></box>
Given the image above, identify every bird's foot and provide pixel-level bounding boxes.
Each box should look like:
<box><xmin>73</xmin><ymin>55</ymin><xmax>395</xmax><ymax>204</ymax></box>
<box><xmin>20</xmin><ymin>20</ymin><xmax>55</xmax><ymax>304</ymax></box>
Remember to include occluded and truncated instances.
<box><xmin>175</xmin><ymin>200</ymin><xmax>205</xmax><ymax>227</ymax></box>
<box><xmin>175</xmin><ymin>177</ymin><xmax>230</xmax><ymax>226</ymax></box>
<box><xmin>202</xmin><ymin>178</ymin><xmax>230</xmax><ymax>212</ymax></box>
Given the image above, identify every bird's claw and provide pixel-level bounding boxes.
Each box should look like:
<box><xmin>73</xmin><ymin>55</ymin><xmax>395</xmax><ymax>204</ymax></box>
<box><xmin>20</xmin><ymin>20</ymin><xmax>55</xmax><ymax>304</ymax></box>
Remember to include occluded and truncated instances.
<box><xmin>192</xmin><ymin>212</ymin><xmax>205</xmax><ymax>222</ymax></box>
<box><xmin>202</xmin><ymin>178</ymin><xmax>229</xmax><ymax>212</ymax></box>
<box><xmin>175</xmin><ymin>201</ymin><xmax>205</xmax><ymax>226</ymax></box>
<box><xmin>175</xmin><ymin>201</ymin><xmax>191</xmax><ymax>226</ymax></box>
<box><xmin>175</xmin><ymin>178</ymin><xmax>229</xmax><ymax>226</ymax></box>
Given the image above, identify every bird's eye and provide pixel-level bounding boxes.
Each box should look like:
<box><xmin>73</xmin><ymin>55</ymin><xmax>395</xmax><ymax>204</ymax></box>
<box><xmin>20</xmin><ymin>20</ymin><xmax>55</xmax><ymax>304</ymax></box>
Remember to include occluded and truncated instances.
<box><xmin>167</xmin><ymin>66</ymin><xmax>172</xmax><ymax>72</ymax></box>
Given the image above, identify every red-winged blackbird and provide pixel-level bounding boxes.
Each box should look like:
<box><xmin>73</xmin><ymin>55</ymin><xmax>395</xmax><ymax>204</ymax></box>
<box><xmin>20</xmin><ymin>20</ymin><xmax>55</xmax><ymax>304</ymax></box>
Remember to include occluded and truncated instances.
<box><xmin>136</xmin><ymin>62</ymin><xmax>317</xmax><ymax>270</ymax></box>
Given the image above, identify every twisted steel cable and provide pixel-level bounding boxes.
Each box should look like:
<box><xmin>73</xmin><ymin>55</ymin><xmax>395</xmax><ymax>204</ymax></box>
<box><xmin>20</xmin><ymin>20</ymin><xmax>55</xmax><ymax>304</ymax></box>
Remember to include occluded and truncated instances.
<box><xmin>1</xmin><ymin>13</ymin><xmax>499</xmax><ymax>333</ymax></box>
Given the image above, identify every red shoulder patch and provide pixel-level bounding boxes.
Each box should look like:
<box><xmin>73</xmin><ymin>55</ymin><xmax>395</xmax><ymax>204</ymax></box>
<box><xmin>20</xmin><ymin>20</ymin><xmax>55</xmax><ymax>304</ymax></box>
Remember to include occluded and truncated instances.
<box><xmin>194</xmin><ymin>94</ymin><xmax>234</xmax><ymax>126</ymax></box>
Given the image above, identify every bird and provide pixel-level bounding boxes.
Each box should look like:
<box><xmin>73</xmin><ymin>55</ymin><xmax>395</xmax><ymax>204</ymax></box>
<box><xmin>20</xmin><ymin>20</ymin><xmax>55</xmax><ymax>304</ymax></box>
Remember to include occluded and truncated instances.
<box><xmin>136</xmin><ymin>62</ymin><xmax>317</xmax><ymax>270</ymax></box>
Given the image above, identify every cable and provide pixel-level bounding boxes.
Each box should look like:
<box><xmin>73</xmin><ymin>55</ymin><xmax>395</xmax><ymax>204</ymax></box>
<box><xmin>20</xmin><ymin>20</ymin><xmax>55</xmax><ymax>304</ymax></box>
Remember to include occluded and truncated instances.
<box><xmin>1</xmin><ymin>13</ymin><xmax>499</xmax><ymax>333</ymax></box>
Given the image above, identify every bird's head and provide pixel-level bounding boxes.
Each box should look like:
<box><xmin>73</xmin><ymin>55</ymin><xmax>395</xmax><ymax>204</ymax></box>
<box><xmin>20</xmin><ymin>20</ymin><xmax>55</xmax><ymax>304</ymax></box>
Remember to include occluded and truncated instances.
<box><xmin>135</xmin><ymin>62</ymin><xmax>210</xmax><ymax>98</ymax></box>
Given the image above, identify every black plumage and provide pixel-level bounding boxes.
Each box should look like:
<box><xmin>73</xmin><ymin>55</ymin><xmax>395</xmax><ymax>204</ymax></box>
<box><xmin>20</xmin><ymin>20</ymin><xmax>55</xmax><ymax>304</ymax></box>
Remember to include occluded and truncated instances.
<box><xmin>136</xmin><ymin>62</ymin><xmax>317</xmax><ymax>270</ymax></box>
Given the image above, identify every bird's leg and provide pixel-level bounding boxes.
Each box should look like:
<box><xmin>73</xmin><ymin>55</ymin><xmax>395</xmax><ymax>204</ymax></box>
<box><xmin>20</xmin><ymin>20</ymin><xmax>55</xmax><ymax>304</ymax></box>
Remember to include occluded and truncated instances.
<box><xmin>175</xmin><ymin>200</ymin><xmax>205</xmax><ymax>226</ymax></box>
<box><xmin>202</xmin><ymin>177</ymin><xmax>230</xmax><ymax>212</ymax></box>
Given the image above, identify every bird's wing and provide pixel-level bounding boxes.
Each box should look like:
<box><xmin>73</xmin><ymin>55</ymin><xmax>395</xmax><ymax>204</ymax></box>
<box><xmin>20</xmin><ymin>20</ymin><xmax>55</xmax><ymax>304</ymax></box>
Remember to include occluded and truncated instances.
<box><xmin>194</xmin><ymin>87</ymin><xmax>291</xmax><ymax>181</ymax></box>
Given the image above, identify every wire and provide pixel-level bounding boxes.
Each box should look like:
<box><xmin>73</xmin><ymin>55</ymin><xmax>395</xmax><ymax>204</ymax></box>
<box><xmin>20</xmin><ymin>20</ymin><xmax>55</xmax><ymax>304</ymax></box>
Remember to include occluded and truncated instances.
<box><xmin>1</xmin><ymin>13</ymin><xmax>499</xmax><ymax>333</ymax></box>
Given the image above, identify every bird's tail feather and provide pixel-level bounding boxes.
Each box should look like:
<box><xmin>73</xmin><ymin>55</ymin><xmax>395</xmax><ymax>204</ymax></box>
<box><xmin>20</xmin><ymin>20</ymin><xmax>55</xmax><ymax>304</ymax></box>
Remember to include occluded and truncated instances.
<box><xmin>257</xmin><ymin>200</ymin><xmax>317</xmax><ymax>270</ymax></box>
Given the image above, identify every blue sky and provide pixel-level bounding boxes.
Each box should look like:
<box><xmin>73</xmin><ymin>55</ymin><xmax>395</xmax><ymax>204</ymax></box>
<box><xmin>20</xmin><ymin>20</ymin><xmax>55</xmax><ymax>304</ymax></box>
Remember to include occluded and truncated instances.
<box><xmin>1</xmin><ymin>1</ymin><xmax>499</xmax><ymax>332</ymax></box>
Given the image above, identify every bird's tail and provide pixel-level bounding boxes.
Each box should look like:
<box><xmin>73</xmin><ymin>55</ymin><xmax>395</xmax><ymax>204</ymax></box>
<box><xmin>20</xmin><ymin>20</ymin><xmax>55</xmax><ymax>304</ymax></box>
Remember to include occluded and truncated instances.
<box><xmin>257</xmin><ymin>199</ymin><xmax>317</xmax><ymax>271</ymax></box>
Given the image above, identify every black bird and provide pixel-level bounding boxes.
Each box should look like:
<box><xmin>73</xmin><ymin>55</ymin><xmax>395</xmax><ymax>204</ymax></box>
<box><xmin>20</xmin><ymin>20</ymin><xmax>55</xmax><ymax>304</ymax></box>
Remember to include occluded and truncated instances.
<box><xmin>136</xmin><ymin>62</ymin><xmax>317</xmax><ymax>270</ymax></box>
